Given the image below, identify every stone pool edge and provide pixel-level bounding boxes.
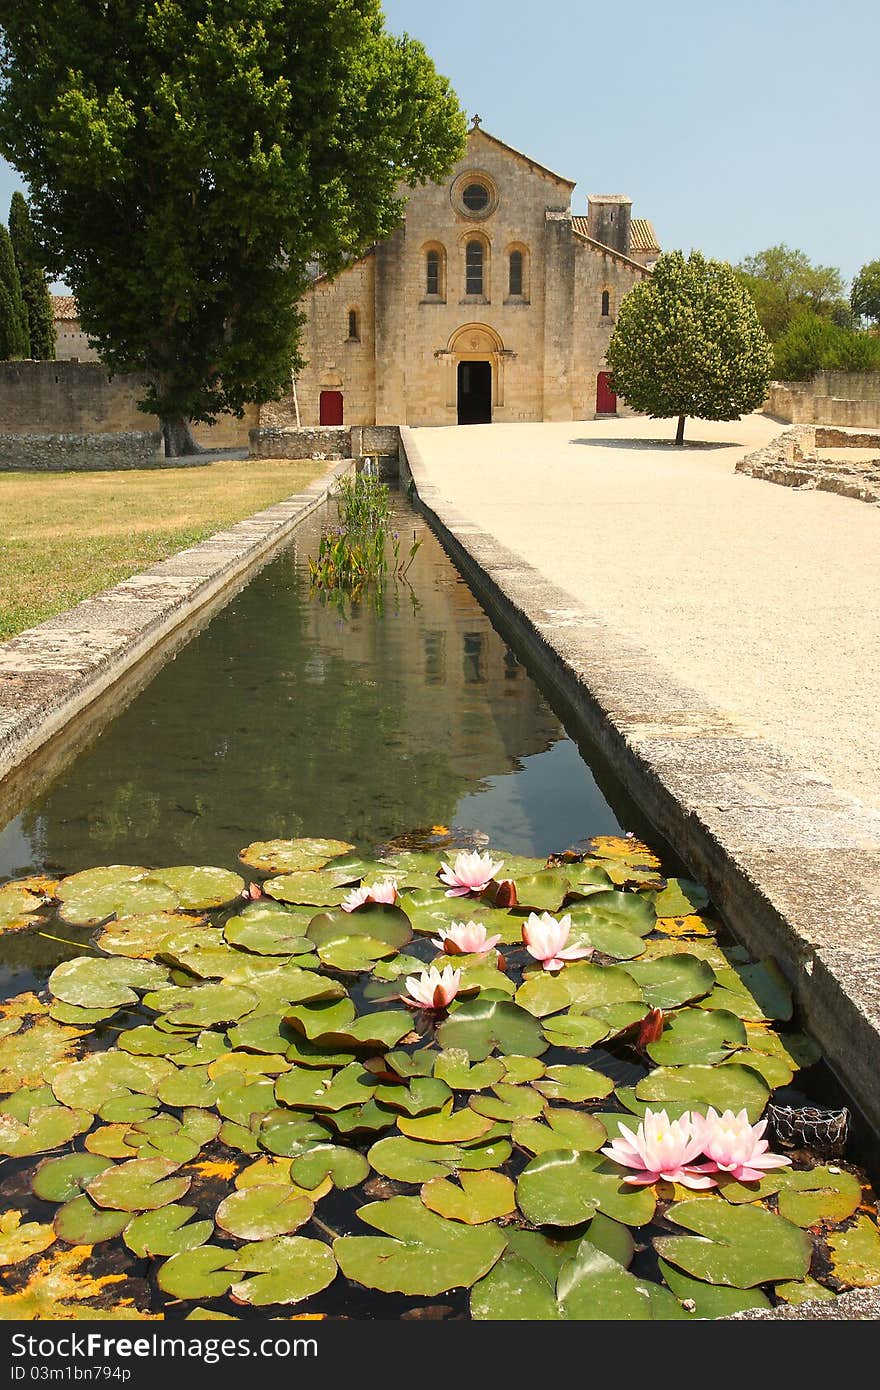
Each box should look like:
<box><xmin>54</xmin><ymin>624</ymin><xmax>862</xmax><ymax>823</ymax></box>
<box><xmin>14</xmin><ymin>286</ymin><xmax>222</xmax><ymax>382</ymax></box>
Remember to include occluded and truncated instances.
<box><xmin>399</xmin><ymin>426</ymin><xmax>880</xmax><ymax>1323</ymax></box>
<box><xmin>0</xmin><ymin>459</ymin><xmax>353</xmax><ymax>786</ymax></box>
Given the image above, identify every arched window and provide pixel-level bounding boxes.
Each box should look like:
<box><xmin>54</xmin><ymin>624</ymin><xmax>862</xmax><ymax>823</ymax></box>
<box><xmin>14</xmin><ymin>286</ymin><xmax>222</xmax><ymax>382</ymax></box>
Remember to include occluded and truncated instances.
<box><xmin>426</xmin><ymin>250</ymin><xmax>440</xmax><ymax>296</ymax></box>
<box><xmin>509</xmin><ymin>250</ymin><xmax>523</xmax><ymax>297</ymax></box>
<box><xmin>601</xmin><ymin>290</ymin><xmax>610</xmax><ymax>317</ymax></box>
<box><xmin>347</xmin><ymin>308</ymin><xmax>359</xmax><ymax>340</ymax></box>
<box><xmin>466</xmin><ymin>240</ymin><xmax>484</xmax><ymax>296</ymax></box>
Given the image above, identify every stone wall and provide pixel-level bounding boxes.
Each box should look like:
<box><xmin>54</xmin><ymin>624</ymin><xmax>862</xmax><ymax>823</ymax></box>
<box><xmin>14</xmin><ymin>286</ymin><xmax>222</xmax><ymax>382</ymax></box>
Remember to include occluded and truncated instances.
<box><xmin>249</xmin><ymin>425</ymin><xmax>352</xmax><ymax>459</ymax></box>
<box><xmin>0</xmin><ymin>360</ymin><xmax>256</xmax><ymax>448</ymax></box>
<box><xmin>766</xmin><ymin>378</ymin><xmax>880</xmax><ymax>430</ymax></box>
<box><xmin>249</xmin><ymin>423</ymin><xmax>400</xmax><ymax>462</ymax></box>
<box><xmin>0</xmin><ymin>430</ymin><xmax>164</xmax><ymax>471</ymax></box>
<box><xmin>736</xmin><ymin>424</ymin><xmax>880</xmax><ymax>504</ymax></box>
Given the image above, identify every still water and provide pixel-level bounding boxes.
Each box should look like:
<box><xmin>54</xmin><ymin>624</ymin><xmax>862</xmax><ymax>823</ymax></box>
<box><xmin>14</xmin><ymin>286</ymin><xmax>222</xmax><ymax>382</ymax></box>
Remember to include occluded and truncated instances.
<box><xmin>0</xmin><ymin>495</ymin><xmax>624</xmax><ymax>890</ymax></box>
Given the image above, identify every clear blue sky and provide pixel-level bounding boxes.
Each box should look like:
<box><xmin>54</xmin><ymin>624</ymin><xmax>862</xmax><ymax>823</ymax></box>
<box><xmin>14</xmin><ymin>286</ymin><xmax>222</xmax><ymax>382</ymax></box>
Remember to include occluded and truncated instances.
<box><xmin>2</xmin><ymin>0</ymin><xmax>877</xmax><ymax>287</ymax></box>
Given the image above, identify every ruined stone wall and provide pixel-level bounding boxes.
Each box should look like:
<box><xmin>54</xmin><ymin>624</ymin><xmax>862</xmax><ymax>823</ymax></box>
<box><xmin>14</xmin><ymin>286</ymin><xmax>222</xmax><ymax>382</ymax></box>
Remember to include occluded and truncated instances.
<box><xmin>0</xmin><ymin>430</ymin><xmax>164</xmax><ymax>471</ymax></box>
<box><xmin>766</xmin><ymin>381</ymin><xmax>880</xmax><ymax>430</ymax></box>
<box><xmin>0</xmin><ymin>360</ymin><xmax>256</xmax><ymax>448</ymax></box>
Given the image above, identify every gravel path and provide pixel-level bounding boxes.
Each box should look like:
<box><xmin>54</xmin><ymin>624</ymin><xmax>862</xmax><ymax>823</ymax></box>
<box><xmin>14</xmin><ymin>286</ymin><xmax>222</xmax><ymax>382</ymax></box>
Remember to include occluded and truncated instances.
<box><xmin>411</xmin><ymin>413</ymin><xmax>880</xmax><ymax>811</ymax></box>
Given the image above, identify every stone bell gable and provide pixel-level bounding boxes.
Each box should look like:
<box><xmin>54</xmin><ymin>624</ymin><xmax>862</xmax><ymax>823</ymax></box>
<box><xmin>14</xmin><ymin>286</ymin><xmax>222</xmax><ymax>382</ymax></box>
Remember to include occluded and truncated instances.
<box><xmin>277</xmin><ymin>119</ymin><xmax>658</xmax><ymax>429</ymax></box>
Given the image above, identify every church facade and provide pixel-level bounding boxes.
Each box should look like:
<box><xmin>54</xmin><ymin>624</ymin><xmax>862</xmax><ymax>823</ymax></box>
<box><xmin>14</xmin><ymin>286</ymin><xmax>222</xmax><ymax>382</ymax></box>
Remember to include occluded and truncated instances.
<box><xmin>286</xmin><ymin>119</ymin><xmax>659</xmax><ymax>429</ymax></box>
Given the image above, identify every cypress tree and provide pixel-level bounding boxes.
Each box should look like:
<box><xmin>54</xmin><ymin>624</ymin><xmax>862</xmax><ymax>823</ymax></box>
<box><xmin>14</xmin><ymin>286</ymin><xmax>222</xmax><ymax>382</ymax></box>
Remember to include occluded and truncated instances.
<box><xmin>9</xmin><ymin>192</ymin><xmax>55</xmax><ymax>359</ymax></box>
<box><xmin>0</xmin><ymin>221</ymin><xmax>29</xmax><ymax>359</ymax></box>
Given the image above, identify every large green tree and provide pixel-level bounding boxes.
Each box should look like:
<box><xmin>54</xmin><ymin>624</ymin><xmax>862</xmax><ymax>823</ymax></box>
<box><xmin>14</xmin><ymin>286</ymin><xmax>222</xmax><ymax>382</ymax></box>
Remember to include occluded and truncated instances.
<box><xmin>606</xmin><ymin>250</ymin><xmax>773</xmax><ymax>445</ymax></box>
<box><xmin>851</xmin><ymin>260</ymin><xmax>880</xmax><ymax>326</ymax></box>
<box><xmin>736</xmin><ymin>244</ymin><xmax>847</xmax><ymax>340</ymax></box>
<box><xmin>8</xmin><ymin>192</ymin><xmax>55</xmax><ymax>360</ymax></box>
<box><xmin>0</xmin><ymin>220</ymin><xmax>29</xmax><ymax>360</ymax></box>
<box><xmin>0</xmin><ymin>2</ymin><xmax>466</xmax><ymax>452</ymax></box>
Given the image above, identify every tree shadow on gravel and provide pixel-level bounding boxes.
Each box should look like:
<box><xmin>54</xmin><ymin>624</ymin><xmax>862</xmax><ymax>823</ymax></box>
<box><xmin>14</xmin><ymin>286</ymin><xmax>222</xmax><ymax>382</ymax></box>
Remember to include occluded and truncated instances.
<box><xmin>569</xmin><ymin>437</ymin><xmax>739</xmax><ymax>451</ymax></box>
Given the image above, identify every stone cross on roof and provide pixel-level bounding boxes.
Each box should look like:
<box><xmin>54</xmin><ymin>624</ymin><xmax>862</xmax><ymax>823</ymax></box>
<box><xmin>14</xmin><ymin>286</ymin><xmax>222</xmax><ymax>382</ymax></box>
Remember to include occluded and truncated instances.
<box><xmin>470</xmin><ymin>113</ymin><xmax>482</xmax><ymax>129</ymax></box>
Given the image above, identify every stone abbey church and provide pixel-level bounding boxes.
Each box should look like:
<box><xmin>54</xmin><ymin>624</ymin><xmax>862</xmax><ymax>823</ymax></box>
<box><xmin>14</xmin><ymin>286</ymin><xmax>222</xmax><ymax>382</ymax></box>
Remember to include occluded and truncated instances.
<box><xmin>290</xmin><ymin>118</ymin><xmax>659</xmax><ymax>428</ymax></box>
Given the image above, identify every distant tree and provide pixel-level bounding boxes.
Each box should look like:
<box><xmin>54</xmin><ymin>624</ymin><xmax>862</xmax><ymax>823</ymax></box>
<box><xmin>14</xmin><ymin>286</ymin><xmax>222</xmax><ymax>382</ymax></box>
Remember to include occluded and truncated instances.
<box><xmin>0</xmin><ymin>221</ymin><xmax>29</xmax><ymax>359</ymax></box>
<box><xmin>8</xmin><ymin>192</ymin><xmax>55</xmax><ymax>359</ymax></box>
<box><xmin>606</xmin><ymin>250</ymin><xmax>774</xmax><ymax>445</ymax></box>
<box><xmin>0</xmin><ymin>1</ymin><xmax>467</xmax><ymax>453</ymax></box>
<box><xmin>851</xmin><ymin>260</ymin><xmax>880</xmax><ymax>326</ymax></box>
<box><xmin>736</xmin><ymin>244</ymin><xmax>847</xmax><ymax>339</ymax></box>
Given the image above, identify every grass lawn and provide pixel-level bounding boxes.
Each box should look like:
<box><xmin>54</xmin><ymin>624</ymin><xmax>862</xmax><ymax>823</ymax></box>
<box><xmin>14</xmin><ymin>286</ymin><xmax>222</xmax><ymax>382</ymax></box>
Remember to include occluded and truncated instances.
<box><xmin>0</xmin><ymin>456</ymin><xmax>327</xmax><ymax>641</ymax></box>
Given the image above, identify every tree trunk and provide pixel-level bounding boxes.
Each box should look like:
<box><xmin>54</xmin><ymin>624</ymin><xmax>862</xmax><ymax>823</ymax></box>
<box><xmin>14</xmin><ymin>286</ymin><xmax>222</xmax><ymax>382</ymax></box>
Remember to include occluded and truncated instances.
<box><xmin>674</xmin><ymin>414</ymin><xmax>686</xmax><ymax>446</ymax></box>
<box><xmin>162</xmin><ymin>415</ymin><xmax>205</xmax><ymax>457</ymax></box>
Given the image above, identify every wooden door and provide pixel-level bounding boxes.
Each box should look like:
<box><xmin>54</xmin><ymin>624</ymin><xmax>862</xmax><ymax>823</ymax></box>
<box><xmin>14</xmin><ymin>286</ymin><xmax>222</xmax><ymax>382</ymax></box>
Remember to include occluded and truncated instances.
<box><xmin>319</xmin><ymin>390</ymin><xmax>344</xmax><ymax>425</ymax></box>
<box><xmin>596</xmin><ymin>372</ymin><xmax>617</xmax><ymax>414</ymax></box>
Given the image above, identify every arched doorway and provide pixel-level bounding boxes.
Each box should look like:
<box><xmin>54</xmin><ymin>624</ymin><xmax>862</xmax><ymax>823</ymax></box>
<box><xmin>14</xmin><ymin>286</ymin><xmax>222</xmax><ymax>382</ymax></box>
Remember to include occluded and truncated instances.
<box><xmin>444</xmin><ymin>323</ymin><xmax>506</xmax><ymax>424</ymax></box>
<box><xmin>457</xmin><ymin>361</ymin><xmax>492</xmax><ymax>424</ymax></box>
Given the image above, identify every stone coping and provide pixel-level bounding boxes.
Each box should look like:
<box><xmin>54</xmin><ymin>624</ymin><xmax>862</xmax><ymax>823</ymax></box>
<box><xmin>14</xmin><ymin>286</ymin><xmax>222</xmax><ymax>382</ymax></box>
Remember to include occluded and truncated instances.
<box><xmin>399</xmin><ymin>425</ymin><xmax>880</xmax><ymax>1322</ymax></box>
<box><xmin>0</xmin><ymin>460</ymin><xmax>351</xmax><ymax>787</ymax></box>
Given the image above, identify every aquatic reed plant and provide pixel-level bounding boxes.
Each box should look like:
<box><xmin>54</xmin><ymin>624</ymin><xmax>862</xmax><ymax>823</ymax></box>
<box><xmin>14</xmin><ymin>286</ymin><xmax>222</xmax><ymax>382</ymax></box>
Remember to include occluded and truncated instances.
<box><xmin>309</xmin><ymin>470</ymin><xmax>421</xmax><ymax>599</ymax></box>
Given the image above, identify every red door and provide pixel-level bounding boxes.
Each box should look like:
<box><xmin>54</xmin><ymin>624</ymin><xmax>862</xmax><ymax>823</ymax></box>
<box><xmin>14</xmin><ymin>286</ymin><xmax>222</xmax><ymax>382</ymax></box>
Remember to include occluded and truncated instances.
<box><xmin>319</xmin><ymin>390</ymin><xmax>344</xmax><ymax>425</ymax></box>
<box><xmin>596</xmin><ymin>372</ymin><xmax>617</xmax><ymax>414</ymax></box>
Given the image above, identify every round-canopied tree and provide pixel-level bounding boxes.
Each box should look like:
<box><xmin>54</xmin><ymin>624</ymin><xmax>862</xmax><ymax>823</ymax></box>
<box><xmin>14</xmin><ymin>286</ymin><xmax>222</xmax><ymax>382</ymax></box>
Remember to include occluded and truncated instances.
<box><xmin>8</xmin><ymin>192</ymin><xmax>55</xmax><ymax>360</ymax></box>
<box><xmin>606</xmin><ymin>250</ymin><xmax>774</xmax><ymax>444</ymax></box>
<box><xmin>0</xmin><ymin>2</ymin><xmax>467</xmax><ymax>453</ymax></box>
<box><xmin>0</xmin><ymin>220</ymin><xmax>29</xmax><ymax>360</ymax></box>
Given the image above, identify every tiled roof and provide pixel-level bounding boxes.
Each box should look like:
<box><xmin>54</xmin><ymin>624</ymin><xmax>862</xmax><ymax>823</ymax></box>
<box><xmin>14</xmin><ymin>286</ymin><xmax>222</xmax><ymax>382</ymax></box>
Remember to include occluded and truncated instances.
<box><xmin>571</xmin><ymin>215</ymin><xmax>660</xmax><ymax>255</ymax></box>
<box><xmin>631</xmin><ymin>218</ymin><xmax>660</xmax><ymax>253</ymax></box>
<box><xmin>52</xmin><ymin>294</ymin><xmax>78</xmax><ymax>321</ymax></box>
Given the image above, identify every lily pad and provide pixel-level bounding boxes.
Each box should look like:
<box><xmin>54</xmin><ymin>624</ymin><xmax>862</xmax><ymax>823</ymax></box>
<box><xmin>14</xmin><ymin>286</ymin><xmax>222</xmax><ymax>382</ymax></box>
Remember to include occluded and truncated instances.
<box><xmin>622</xmin><ymin>954</ymin><xmax>715</xmax><ymax>1009</ymax></box>
<box><xmin>541</xmin><ymin>1012</ymin><xmax>610</xmax><ymax>1049</ymax></box>
<box><xmin>399</xmin><ymin>1100</ymin><xmax>496</xmax><ymax>1145</ymax></box>
<box><xmin>215</xmin><ymin>1184</ymin><xmax>313</xmax><ymax>1240</ymax></box>
<box><xmin>512</xmin><ymin>1108</ymin><xmax>607</xmax><ymax>1155</ymax></box>
<box><xmin>157</xmin><ymin>1246</ymin><xmax>237</xmax><ymax>1300</ymax></box>
<box><xmin>533</xmin><ymin>1065</ymin><xmax>614</xmax><ymax>1104</ymax></box>
<box><xmin>657</xmin><ymin>1259</ymin><xmax>771</xmax><ymax>1317</ymax></box>
<box><xmin>646</xmin><ymin>1009</ymin><xmax>747</xmax><ymax>1066</ymax></box>
<box><xmin>367</xmin><ymin>1136</ymin><xmax>511</xmax><ymax>1183</ymax></box>
<box><xmin>437</xmin><ymin>998</ymin><xmax>547</xmax><ymax>1061</ymax></box>
<box><xmin>708</xmin><ymin>960</ymin><xmax>793</xmax><ymax>1023</ymax></box>
<box><xmin>58</xmin><ymin>870</ymin><xmax>179</xmax><ymax>925</ymax></box>
<box><xmin>0</xmin><ymin>882</ymin><xmax>49</xmax><ymax>933</ymax></box>
<box><xmin>469</xmin><ymin>1083</ymin><xmax>545</xmax><ymax>1122</ymax></box>
<box><xmin>96</xmin><ymin>912</ymin><xmax>201</xmax><ymax>959</ymax></box>
<box><xmin>774</xmin><ymin>1276</ymin><xmax>837</xmax><ymax>1305</ymax></box>
<box><xmin>226</xmin><ymin>1236</ymin><xmax>337</xmax><ymax>1306</ymax></box>
<box><xmin>154</xmin><ymin>983</ymin><xmax>260</xmax><ymax>1028</ymax></box>
<box><xmin>0</xmin><ymin>1211</ymin><xmax>54</xmax><ymax>1266</ymax></box>
<box><xmin>275</xmin><ymin>1062</ymin><xmax>376</xmax><ymax>1112</ymax></box>
<box><xmin>32</xmin><ymin>1153</ymin><xmax>114</xmax><ymax>1203</ymax></box>
<box><xmin>421</xmin><ymin>1171</ymin><xmax>516</xmax><ymax>1225</ymax></box>
<box><xmin>239</xmin><ymin>838</ymin><xmax>356</xmax><ymax>874</ymax></box>
<box><xmin>827</xmin><ymin>1218</ymin><xmax>880</xmax><ymax>1287</ymax></box>
<box><xmin>53</xmin><ymin>1196</ymin><xmax>130</xmax><ymax>1245</ymax></box>
<box><xmin>224</xmin><ymin>913</ymin><xmax>313</xmax><ymax>956</ymax></box>
<box><xmin>652</xmin><ymin>878</ymin><xmax>710</xmax><ymax>917</ymax></box>
<box><xmin>123</xmin><ymin>1204</ymin><xmax>214</xmax><ymax>1258</ymax></box>
<box><xmin>0</xmin><ymin>1104</ymin><xmax>92</xmax><ymax>1157</ymax></box>
<box><xmin>513</xmin><ymin>871</ymin><xmax>571</xmax><ymax>912</ymax></box>
<box><xmin>86</xmin><ymin>1157</ymin><xmax>192</xmax><ymax>1212</ymax></box>
<box><xmin>156</xmin><ymin>1068</ymin><xmax>219</xmax><ymax>1110</ymax></box>
<box><xmin>567</xmin><ymin>891</ymin><xmax>656</xmax><ymax>938</ymax></box>
<box><xmin>263</xmin><ymin>873</ymin><xmax>348</xmax><ymax>908</ymax></box>
<box><xmin>373</xmin><ymin>1077</ymin><xmax>452</xmax><ymax>1115</ymax></box>
<box><xmin>516</xmin><ymin>1151</ymin><xmax>656</xmax><ymax>1228</ymax></box>
<box><xmin>289</xmin><ymin>1145</ymin><xmax>370</xmax><ymax>1191</ymax></box>
<box><xmin>258</xmin><ymin>1113</ymin><xmax>333</xmax><ymax>1157</ymax></box>
<box><xmin>634</xmin><ymin>1063</ymin><xmax>770</xmax><ymax>1123</ymax></box>
<box><xmin>433</xmin><ymin>1052</ymin><xmax>507</xmax><ymax>1091</ymax></box>
<box><xmin>52</xmin><ymin>1053</ymin><xmax>173</xmax><ymax>1110</ymax></box>
<box><xmin>774</xmin><ymin>1167</ymin><xmax>862</xmax><ymax>1228</ymax></box>
<box><xmin>151</xmin><ymin>865</ymin><xmax>244</xmax><ymax>909</ymax></box>
<box><xmin>334</xmin><ymin>1195</ymin><xmax>506</xmax><ymax>1294</ymax></box>
<box><xmin>655</xmin><ymin>1198</ymin><xmax>811</xmax><ymax>1287</ymax></box>
<box><xmin>49</xmin><ymin>956</ymin><xmax>168</xmax><ymax>1009</ymax></box>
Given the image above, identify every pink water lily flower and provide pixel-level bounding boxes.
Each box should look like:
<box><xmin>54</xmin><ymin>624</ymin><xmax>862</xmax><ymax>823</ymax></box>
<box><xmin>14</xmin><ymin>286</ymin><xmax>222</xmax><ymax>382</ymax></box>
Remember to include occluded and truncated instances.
<box><xmin>693</xmin><ymin>1108</ymin><xmax>793</xmax><ymax>1183</ymax></box>
<box><xmin>431</xmin><ymin>920</ymin><xmax>502</xmax><ymax>956</ymax></box>
<box><xmin>438</xmin><ymin>850</ymin><xmax>504</xmax><ymax>897</ymax></box>
<box><xmin>402</xmin><ymin>964</ymin><xmax>462</xmax><ymax>1012</ymax></box>
<box><xmin>341</xmin><ymin>878</ymin><xmax>399</xmax><ymax>913</ymax></box>
<box><xmin>601</xmin><ymin>1108</ymin><xmax>717</xmax><ymax>1189</ymax></box>
<box><xmin>522</xmin><ymin>911</ymin><xmax>593</xmax><ymax>971</ymax></box>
